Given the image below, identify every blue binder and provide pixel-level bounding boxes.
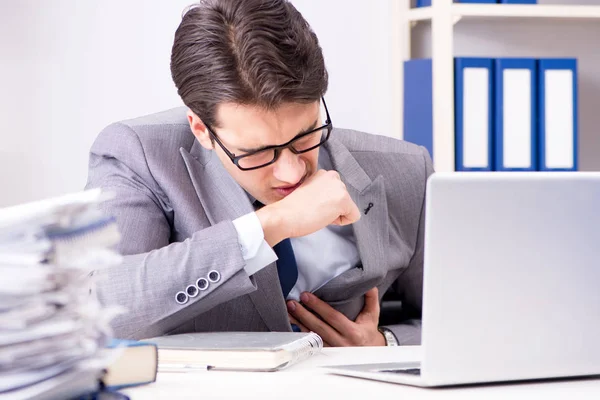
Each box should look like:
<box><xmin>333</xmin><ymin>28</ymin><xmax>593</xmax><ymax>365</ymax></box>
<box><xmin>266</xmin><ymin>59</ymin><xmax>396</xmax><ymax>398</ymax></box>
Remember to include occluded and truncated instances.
<box><xmin>404</xmin><ymin>59</ymin><xmax>433</xmax><ymax>159</ymax></box>
<box><xmin>499</xmin><ymin>0</ymin><xmax>537</xmax><ymax>4</ymax></box>
<box><xmin>538</xmin><ymin>58</ymin><xmax>578</xmax><ymax>171</ymax></box>
<box><xmin>455</xmin><ymin>58</ymin><xmax>494</xmax><ymax>171</ymax></box>
<box><xmin>417</xmin><ymin>0</ymin><xmax>496</xmax><ymax>6</ymax></box>
<box><xmin>494</xmin><ymin>58</ymin><xmax>537</xmax><ymax>171</ymax></box>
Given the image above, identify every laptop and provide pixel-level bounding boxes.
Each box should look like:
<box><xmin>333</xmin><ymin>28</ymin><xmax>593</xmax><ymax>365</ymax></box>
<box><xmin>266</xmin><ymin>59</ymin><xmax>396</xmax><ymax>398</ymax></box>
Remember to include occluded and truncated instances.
<box><xmin>324</xmin><ymin>172</ymin><xmax>600</xmax><ymax>387</ymax></box>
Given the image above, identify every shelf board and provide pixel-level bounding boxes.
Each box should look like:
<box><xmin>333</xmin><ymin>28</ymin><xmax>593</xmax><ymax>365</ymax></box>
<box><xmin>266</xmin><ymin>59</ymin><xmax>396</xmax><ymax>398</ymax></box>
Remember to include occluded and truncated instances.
<box><xmin>407</xmin><ymin>4</ymin><xmax>600</xmax><ymax>22</ymax></box>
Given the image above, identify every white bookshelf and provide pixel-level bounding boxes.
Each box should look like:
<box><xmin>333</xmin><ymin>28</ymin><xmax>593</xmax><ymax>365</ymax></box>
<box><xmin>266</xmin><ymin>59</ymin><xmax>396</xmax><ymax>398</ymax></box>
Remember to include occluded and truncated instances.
<box><xmin>393</xmin><ymin>1</ymin><xmax>600</xmax><ymax>172</ymax></box>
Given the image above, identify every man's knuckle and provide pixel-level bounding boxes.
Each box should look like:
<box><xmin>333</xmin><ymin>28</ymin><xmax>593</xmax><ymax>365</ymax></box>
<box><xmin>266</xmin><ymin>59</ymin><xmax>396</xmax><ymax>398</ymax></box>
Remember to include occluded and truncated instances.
<box><xmin>327</xmin><ymin>170</ymin><xmax>340</xmax><ymax>180</ymax></box>
<box><xmin>358</xmin><ymin>331</ymin><xmax>370</xmax><ymax>346</ymax></box>
<box><xmin>336</xmin><ymin>186</ymin><xmax>348</xmax><ymax>201</ymax></box>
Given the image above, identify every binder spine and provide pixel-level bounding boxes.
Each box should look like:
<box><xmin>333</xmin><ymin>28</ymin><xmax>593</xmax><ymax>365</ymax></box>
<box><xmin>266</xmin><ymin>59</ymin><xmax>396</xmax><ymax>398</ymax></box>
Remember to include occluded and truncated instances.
<box><xmin>404</xmin><ymin>59</ymin><xmax>433</xmax><ymax>159</ymax></box>
<box><xmin>455</xmin><ymin>57</ymin><xmax>494</xmax><ymax>171</ymax></box>
<box><xmin>417</xmin><ymin>0</ymin><xmax>497</xmax><ymax>6</ymax></box>
<box><xmin>538</xmin><ymin>58</ymin><xmax>578</xmax><ymax>171</ymax></box>
<box><xmin>494</xmin><ymin>58</ymin><xmax>537</xmax><ymax>171</ymax></box>
<box><xmin>499</xmin><ymin>0</ymin><xmax>537</xmax><ymax>4</ymax></box>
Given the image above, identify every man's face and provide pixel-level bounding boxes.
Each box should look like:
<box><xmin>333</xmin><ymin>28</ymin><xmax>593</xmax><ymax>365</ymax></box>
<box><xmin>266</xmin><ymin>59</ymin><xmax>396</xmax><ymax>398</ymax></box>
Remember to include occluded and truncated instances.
<box><xmin>189</xmin><ymin>101</ymin><xmax>322</xmax><ymax>205</ymax></box>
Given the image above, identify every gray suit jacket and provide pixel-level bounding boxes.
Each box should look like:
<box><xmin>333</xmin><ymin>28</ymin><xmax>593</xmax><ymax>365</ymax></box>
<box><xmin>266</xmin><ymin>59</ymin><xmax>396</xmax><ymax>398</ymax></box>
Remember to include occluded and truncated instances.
<box><xmin>85</xmin><ymin>107</ymin><xmax>433</xmax><ymax>344</ymax></box>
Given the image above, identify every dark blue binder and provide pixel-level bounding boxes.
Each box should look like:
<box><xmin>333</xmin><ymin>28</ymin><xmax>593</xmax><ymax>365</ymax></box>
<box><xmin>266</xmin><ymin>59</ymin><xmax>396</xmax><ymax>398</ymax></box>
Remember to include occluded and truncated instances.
<box><xmin>417</xmin><ymin>0</ymin><xmax>496</xmax><ymax>6</ymax></box>
<box><xmin>404</xmin><ymin>59</ymin><xmax>433</xmax><ymax>159</ymax></box>
<box><xmin>499</xmin><ymin>0</ymin><xmax>537</xmax><ymax>4</ymax></box>
<box><xmin>494</xmin><ymin>58</ymin><xmax>537</xmax><ymax>171</ymax></box>
<box><xmin>537</xmin><ymin>58</ymin><xmax>578</xmax><ymax>171</ymax></box>
<box><xmin>455</xmin><ymin>58</ymin><xmax>494</xmax><ymax>171</ymax></box>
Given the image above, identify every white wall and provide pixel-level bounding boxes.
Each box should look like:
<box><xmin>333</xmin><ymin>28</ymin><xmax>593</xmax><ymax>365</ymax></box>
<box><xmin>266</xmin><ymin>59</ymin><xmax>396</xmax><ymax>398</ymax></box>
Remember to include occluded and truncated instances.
<box><xmin>412</xmin><ymin>0</ymin><xmax>600</xmax><ymax>171</ymax></box>
<box><xmin>0</xmin><ymin>0</ymin><xmax>399</xmax><ymax>207</ymax></box>
<box><xmin>293</xmin><ymin>0</ymin><xmax>398</xmax><ymax>138</ymax></box>
<box><xmin>0</xmin><ymin>1</ymin><xmax>187</xmax><ymax>207</ymax></box>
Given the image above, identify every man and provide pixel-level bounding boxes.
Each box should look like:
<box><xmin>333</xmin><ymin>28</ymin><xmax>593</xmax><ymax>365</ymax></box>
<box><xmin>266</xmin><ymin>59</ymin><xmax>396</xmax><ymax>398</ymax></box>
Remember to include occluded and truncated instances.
<box><xmin>86</xmin><ymin>0</ymin><xmax>433</xmax><ymax>346</ymax></box>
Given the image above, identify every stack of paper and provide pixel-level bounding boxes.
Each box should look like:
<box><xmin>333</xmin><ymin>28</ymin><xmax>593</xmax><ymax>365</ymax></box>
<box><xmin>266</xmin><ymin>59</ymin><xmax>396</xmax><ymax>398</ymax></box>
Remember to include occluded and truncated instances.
<box><xmin>0</xmin><ymin>189</ymin><xmax>124</xmax><ymax>399</ymax></box>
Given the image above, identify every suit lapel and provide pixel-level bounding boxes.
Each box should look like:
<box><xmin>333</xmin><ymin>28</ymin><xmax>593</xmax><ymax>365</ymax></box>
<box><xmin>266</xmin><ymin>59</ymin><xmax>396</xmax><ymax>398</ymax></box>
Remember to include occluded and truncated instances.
<box><xmin>348</xmin><ymin>176</ymin><xmax>389</xmax><ymax>280</ymax></box>
<box><xmin>245</xmin><ymin>266</ymin><xmax>292</xmax><ymax>332</ymax></box>
<box><xmin>180</xmin><ymin>141</ymin><xmax>252</xmax><ymax>224</ymax></box>
<box><xmin>321</xmin><ymin>138</ymin><xmax>390</xmax><ymax>291</ymax></box>
<box><xmin>180</xmin><ymin>142</ymin><xmax>291</xmax><ymax>332</ymax></box>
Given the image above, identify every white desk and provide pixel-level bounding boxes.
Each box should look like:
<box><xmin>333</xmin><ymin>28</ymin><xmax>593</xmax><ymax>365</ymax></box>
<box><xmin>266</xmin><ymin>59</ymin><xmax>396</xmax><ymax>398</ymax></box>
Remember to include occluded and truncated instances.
<box><xmin>123</xmin><ymin>346</ymin><xmax>600</xmax><ymax>399</ymax></box>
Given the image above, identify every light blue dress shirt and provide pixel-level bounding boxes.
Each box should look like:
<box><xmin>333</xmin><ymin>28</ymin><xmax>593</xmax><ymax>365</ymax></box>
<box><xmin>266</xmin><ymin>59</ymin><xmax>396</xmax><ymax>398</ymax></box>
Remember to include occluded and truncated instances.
<box><xmin>233</xmin><ymin>212</ymin><xmax>360</xmax><ymax>302</ymax></box>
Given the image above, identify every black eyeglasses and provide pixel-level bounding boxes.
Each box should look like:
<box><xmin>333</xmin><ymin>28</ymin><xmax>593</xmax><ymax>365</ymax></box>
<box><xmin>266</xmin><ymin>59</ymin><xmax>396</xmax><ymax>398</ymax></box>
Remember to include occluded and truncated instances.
<box><xmin>204</xmin><ymin>97</ymin><xmax>332</xmax><ymax>171</ymax></box>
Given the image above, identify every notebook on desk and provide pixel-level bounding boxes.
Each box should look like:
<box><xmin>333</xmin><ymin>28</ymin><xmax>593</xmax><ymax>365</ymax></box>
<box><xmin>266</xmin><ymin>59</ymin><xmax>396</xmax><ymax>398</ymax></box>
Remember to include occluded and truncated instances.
<box><xmin>144</xmin><ymin>331</ymin><xmax>323</xmax><ymax>372</ymax></box>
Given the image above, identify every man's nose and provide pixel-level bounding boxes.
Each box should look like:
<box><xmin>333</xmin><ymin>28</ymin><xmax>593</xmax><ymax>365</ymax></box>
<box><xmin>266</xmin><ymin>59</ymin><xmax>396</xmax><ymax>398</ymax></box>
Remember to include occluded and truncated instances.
<box><xmin>272</xmin><ymin>148</ymin><xmax>304</xmax><ymax>184</ymax></box>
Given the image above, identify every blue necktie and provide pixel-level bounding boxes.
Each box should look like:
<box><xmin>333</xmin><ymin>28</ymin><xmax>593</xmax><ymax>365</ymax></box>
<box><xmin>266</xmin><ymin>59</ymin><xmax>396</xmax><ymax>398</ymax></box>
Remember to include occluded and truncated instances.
<box><xmin>252</xmin><ymin>201</ymin><xmax>299</xmax><ymax>300</ymax></box>
<box><xmin>273</xmin><ymin>238</ymin><xmax>298</xmax><ymax>299</ymax></box>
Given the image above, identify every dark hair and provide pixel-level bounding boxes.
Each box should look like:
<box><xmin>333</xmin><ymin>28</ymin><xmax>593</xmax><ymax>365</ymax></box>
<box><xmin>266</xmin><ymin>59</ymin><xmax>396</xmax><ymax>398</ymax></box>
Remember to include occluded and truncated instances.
<box><xmin>170</xmin><ymin>0</ymin><xmax>328</xmax><ymax>128</ymax></box>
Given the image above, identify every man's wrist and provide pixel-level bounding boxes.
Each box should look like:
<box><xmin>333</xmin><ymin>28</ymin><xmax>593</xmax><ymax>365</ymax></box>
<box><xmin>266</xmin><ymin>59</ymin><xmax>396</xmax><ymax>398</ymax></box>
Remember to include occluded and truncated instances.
<box><xmin>256</xmin><ymin>204</ymin><xmax>287</xmax><ymax>247</ymax></box>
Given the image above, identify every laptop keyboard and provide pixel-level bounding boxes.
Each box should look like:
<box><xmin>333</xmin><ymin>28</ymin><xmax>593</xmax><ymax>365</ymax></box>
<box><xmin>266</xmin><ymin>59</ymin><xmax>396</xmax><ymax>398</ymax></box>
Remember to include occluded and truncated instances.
<box><xmin>380</xmin><ymin>368</ymin><xmax>421</xmax><ymax>376</ymax></box>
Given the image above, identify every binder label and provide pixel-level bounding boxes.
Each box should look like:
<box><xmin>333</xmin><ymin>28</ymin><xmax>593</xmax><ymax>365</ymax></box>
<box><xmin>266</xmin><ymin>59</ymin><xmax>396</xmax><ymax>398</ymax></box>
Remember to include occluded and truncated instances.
<box><xmin>503</xmin><ymin>69</ymin><xmax>532</xmax><ymax>168</ymax></box>
<box><xmin>463</xmin><ymin>68</ymin><xmax>490</xmax><ymax>168</ymax></box>
<box><xmin>545</xmin><ymin>70</ymin><xmax>574</xmax><ymax>169</ymax></box>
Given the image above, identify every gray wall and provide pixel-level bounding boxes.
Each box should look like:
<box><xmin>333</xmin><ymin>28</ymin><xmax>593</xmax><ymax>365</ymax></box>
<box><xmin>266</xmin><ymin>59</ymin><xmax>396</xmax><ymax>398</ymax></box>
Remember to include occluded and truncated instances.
<box><xmin>413</xmin><ymin>0</ymin><xmax>600</xmax><ymax>171</ymax></box>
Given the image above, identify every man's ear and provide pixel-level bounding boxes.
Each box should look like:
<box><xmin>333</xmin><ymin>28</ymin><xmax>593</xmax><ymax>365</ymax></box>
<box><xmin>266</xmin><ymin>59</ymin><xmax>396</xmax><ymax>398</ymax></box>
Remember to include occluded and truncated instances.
<box><xmin>187</xmin><ymin>109</ymin><xmax>214</xmax><ymax>150</ymax></box>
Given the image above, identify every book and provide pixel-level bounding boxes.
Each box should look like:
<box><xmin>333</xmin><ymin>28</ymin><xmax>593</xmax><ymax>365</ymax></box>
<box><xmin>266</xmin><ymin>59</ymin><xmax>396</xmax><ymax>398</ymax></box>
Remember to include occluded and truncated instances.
<box><xmin>101</xmin><ymin>339</ymin><xmax>158</xmax><ymax>390</ymax></box>
<box><xmin>143</xmin><ymin>332</ymin><xmax>323</xmax><ymax>372</ymax></box>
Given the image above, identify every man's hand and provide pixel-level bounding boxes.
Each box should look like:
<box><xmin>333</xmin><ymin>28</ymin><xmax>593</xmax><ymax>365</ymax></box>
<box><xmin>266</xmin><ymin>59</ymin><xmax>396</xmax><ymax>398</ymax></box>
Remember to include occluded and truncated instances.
<box><xmin>256</xmin><ymin>170</ymin><xmax>361</xmax><ymax>246</ymax></box>
<box><xmin>286</xmin><ymin>287</ymin><xmax>386</xmax><ymax>347</ymax></box>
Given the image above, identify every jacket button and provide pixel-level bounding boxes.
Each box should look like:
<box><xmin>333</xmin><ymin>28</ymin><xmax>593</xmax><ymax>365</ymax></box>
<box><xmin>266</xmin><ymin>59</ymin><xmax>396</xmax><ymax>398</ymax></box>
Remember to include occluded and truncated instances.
<box><xmin>196</xmin><ymin>278</ymin><xmax>209</xmax><ymax>291</ymax></box>
<box><xmin>208</xmin><ymin>270</ymin><xmax>221</xmax><ymax>283</ymax></box>
<box><xmin>175</xmin><ymin>291</ymin><xmax>188</xmax><ymax>305</ymax></box>
<box><xmin>186</xmin><ymin>285</ymin><xmax>198</xmax><ymax>298</ymax></box>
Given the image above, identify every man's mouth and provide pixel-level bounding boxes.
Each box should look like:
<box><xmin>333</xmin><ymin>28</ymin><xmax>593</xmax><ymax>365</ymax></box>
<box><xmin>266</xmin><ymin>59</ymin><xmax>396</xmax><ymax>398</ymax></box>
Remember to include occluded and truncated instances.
<box><xmin>273</xmin><ymin>176</ymin><xmax>306</xmax><ymax>197</ymax></box>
